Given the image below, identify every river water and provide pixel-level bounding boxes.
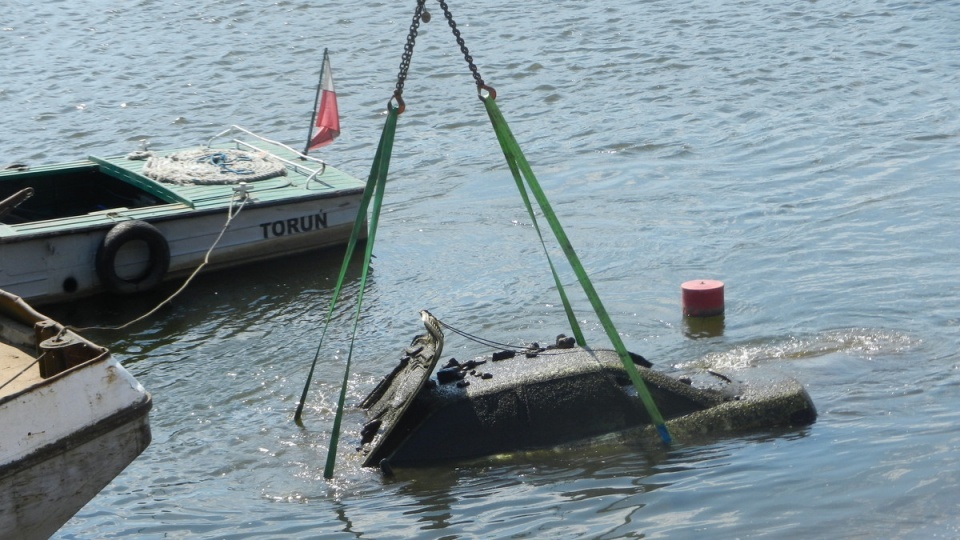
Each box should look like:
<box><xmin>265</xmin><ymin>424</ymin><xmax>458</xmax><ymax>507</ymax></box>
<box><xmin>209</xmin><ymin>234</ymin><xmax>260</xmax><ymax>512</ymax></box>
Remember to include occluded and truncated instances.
<box><xmin>3</xmin><ymin>0</ymin><xmax>959</xmax><ymax>537</ymax></box>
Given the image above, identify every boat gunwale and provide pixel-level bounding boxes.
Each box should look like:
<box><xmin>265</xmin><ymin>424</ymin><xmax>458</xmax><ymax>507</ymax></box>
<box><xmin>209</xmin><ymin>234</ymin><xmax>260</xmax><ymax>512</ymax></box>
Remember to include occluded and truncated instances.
<box><xmin>0</xmin><ymin>289</ymin><xmax>115</xmax><ymax>407</ymax></box>
<box><xmin>0</xmin><ymin>342</ymin><xmax>112</xmax><ymax>408</ymax></box>
<box><xmin>0</xmin><ymin>184</ymin><xmax>364</xmax><ymax>243</ymax></box>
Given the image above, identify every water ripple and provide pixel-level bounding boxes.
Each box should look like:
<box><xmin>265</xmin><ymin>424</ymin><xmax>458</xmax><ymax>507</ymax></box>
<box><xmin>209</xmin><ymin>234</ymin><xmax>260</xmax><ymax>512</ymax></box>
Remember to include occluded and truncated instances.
<box><xmin>9</xmin><ymin>0</ymin><xmax>958</xmax><ymax>538</ymax></box>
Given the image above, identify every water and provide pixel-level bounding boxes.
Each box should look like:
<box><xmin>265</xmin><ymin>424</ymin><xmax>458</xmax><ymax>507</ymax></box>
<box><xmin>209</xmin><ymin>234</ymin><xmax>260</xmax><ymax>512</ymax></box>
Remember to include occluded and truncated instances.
<box><xmin>3</xmin><ymin>0</ymin><xmax>959</xmax><ymax>537</ymax></box>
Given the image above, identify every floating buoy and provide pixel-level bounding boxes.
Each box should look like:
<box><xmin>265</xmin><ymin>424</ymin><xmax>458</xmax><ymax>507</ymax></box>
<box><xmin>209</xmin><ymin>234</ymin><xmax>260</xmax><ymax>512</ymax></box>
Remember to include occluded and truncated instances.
<box><xmin>681</xmin><ymin>279</ymin><xmax>725</xmax><ymax>317</ymax></box>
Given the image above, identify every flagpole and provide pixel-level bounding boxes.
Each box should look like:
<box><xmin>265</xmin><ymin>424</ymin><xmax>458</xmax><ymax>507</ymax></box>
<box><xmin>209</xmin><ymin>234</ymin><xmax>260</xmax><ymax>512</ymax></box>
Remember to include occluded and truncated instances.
<box><xmin>303</xmin><ymin>48</ymin><xmax>329</xmax><ymax>156</ymax></box>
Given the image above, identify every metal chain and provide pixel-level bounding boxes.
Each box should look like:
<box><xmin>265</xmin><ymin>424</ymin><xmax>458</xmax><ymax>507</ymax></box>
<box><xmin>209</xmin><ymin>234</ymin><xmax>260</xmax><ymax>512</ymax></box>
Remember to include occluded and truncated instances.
<box><xmin>436</xmin><ymin>0</ymin><xmax>485</xmax><ymax>90</ymax></box>
<box><xmin>393</xmin><ymin>0</ymin><xmax>428</xmax><ymax>107</ymax></box>
<box><xmin>392</xmin><ymin>0</ymin><xmax>494</xmax><ymax>110</ymax></box>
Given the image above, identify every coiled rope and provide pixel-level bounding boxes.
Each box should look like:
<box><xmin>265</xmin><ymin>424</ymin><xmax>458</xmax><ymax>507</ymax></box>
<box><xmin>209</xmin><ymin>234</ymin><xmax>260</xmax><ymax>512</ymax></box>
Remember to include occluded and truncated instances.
<box><xmin>142</xmin><ymin>148</ymin><xmax>286</xmax><ymax>185</ymax></box>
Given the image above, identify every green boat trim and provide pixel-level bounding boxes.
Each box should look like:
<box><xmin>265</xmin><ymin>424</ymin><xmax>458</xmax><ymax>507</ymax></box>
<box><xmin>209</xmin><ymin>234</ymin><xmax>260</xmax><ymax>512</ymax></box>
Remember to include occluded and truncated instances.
<box><xmin>0</xmin><ymin>126</ymin><xmax>368</xmax><ymax>304</ymax></box>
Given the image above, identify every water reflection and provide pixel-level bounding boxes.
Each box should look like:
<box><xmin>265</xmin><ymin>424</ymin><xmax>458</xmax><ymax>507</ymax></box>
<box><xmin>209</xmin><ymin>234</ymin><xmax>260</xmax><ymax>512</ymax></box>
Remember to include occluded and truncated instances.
<box><xmin>682</xmin><ymin>314</ymin><xmax>725</xmax><ymax>339</ymax></box>
<box><xmin>43</xmin><ymin>245</ymin><xmax>366</xmax><ymax>343</ymax></box>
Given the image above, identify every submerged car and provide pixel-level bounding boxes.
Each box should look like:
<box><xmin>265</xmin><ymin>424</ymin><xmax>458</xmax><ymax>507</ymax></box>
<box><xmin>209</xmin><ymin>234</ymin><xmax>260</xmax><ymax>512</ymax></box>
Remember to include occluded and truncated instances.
<box><xmin>358</xmin><ymin>311</ymin><xmax>817</xmax><ymax>471</ymax></box>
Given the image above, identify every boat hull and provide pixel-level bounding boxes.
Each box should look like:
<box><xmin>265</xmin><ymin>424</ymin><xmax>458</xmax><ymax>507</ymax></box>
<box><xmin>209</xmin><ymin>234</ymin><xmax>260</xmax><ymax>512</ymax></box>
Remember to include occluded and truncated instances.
<box><xmin>0</xmin><ymin>397</ymin><xmax>151</xmax><ymax>540</ymax></box>
<box><xmin>0</xmin><ymin>193</ymin><xmax>363</xmax><ymax>305</ymax></box>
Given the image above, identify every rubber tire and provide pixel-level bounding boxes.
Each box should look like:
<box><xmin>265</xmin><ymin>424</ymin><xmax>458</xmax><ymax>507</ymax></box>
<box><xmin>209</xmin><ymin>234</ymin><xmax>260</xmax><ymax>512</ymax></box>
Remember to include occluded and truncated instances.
<box><xmin>96</xmin><ymin>220</ymin><xmax>170</xmax><ymax>294</ymax></box>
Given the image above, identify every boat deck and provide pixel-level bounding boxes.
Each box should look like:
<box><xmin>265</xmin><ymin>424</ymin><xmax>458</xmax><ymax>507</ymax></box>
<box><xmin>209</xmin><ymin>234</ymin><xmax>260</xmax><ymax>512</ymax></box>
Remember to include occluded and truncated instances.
<box><xmin>106</xmin><ymin>138</ymin><xmax>366</xmax><ymax>210</ymax></box>
<box><xmin>0</xmin><ymin>130</ymin><xmax>366</xmax><ymax>239</ymax></box>
<box><xmin>0</xmin><ymin>340</ymin><xmax>42</xmax><ymax>398</ymax></box>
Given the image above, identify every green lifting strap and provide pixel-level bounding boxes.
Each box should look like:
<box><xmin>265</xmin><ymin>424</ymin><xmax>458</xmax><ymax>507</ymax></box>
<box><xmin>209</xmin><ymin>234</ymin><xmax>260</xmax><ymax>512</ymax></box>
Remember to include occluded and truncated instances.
<box><xmin>481</xmin><ymin>96</ymin><xmax>672</xmax><ymax>444</ymax></box>
<box><xmin>488</xmin><ymin>114</ymin><xmax>587</xmax><ymax>349</ymax></box>
<box><xmin>292</xmin><ymin>105</ymin><xmax>399</xmax><ymax>479</ymax></box>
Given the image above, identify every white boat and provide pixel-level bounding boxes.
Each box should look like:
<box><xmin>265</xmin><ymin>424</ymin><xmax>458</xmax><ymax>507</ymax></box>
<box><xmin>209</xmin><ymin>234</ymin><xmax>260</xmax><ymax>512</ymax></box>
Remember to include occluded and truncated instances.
<box><xmin>0</xmin><ymin>289</ymin><xmax>152</xmax><ymax>539</ymax></box>
<box><xmin>0</xmin><ymin>126</ymin><xmax>366</xmax><ymax>305</ymax></box>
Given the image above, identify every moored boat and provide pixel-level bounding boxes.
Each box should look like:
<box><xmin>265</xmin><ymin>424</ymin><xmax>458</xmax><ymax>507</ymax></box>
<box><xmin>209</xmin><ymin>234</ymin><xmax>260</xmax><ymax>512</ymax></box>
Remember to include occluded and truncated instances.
<box><xmin>359</xmin><ymin>312</ymin><xmax>817</xmax><ymax>470</ymax></box>
<box><xmin>0</xmin><ymin>126</ymin><xmax>366</xmax><ymax>305</ymax></box>
<box><xmin>0</xmin><ymin>289</ymin><xmax>152</xmax><ymax>539</ymax></box>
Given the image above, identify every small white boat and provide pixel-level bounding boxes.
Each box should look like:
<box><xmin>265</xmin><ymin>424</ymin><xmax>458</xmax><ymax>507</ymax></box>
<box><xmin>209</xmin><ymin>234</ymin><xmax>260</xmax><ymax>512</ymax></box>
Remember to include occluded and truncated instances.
<box><xmin>0</xmin><ymin>126</ymin><xmax>366</xmax><ymax>305</ymax></box>
<box><xmin>0</xmin><ymin>289</ymin><xmax>152</xmax><ymax>539</ymax></box>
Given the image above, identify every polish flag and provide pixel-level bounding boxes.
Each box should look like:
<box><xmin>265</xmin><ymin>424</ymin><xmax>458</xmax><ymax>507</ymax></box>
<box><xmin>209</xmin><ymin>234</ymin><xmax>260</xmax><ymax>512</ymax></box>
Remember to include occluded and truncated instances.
<box><xmin>306</xmin><ymin>49</ymin><xmax>340</xmax><ymax>153</ymax></box>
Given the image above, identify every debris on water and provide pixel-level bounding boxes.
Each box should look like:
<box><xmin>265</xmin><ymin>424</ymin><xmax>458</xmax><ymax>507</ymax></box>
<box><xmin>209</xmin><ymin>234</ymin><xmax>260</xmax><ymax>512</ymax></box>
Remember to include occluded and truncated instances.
<box><xmin>437</xmin><ymin>367</ymin><xmax>465</xmax><ymax>384</ymax></box>
<box><xmin>462</xmin><ymin>359</ymin><xmax>486</xmax><ymax>370</ymax></box>
<box><xmin>554</xmin><ymin>334</ymin><xmax>576</xmax><ymax>349</ymax></box>
<box><xmin>708</xmin><ymin>369</ymin><xmax>733</xmax><ymax>383</ymax></box>
<box><xmin>629</xmin><ymin>352</ymin><xmax>653</xmax><ymax>368</ymax></box>
<box><xmin>360</xmin><ymin>419</ymin><xmax>382</xmax><ymax>445</ymax></box>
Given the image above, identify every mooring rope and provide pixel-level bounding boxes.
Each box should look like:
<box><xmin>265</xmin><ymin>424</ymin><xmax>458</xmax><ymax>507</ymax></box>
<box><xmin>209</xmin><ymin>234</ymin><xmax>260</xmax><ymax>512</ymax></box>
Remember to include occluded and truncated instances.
<box><xmin>0</xmin><ymin>357</ymin><xmax>41</xmax><ymax>393</ymax></box>
<box><xmin>64</xmin><ymin>192</ymin><xmax>250</xmax><ymax>335</ymax></box>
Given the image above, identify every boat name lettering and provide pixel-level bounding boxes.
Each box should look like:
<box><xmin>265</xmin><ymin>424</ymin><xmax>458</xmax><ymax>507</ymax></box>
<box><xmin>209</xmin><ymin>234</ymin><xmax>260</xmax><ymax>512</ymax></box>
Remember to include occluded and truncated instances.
<box><xmin>260</xmin><ymin>212</ymin><xmax>328</xmax><ymax>238</ymax></box>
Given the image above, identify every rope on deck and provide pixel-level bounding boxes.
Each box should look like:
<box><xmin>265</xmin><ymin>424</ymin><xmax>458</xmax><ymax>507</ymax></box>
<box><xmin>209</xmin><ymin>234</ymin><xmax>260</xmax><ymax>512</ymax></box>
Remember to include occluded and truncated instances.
<box><xmin>141</xmin><ymin>148</ymin><xmax>286</xmax><ymax>185</ymax></box>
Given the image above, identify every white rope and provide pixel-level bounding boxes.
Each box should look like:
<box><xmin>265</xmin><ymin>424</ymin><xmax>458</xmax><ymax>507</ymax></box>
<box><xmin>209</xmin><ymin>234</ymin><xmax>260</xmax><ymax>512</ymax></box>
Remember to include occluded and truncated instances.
<box><xmin>142</xmin><ymin>148</ymin><xmax>286</xmax><ymax>185</ymax></box>
<box><xmin>67</xmin><ymin>193</ymin><xmax>250</xmax><ymax>334</ymax></box>
<box><xmin>0</xmin><ymin>357</ymin><xmax>40</xmax><ymax>392</ymax></box>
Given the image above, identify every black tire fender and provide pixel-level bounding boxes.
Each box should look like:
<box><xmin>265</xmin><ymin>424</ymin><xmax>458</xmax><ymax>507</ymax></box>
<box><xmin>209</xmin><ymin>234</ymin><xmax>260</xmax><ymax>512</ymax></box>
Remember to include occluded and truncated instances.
<box><xmin>96</xmin><ymin>220</ymin><xmax>170</xmax><ymax>294</ymax></box>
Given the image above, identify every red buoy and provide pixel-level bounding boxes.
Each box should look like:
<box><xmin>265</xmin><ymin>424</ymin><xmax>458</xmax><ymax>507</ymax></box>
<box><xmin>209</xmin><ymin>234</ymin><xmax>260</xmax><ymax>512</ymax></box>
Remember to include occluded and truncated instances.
<box><xmin>681</xmin><ymin>279</ymin><xmax>724</xmax><ymax>317</ymax></box>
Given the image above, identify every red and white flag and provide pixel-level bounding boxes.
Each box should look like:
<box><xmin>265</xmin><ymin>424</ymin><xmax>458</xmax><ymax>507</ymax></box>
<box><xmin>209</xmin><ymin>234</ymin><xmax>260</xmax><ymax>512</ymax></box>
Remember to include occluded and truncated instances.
<box><xmin>305</xmin><ymin>49</ymin><xmax>340</xmax><ymax>153</ymax></box>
